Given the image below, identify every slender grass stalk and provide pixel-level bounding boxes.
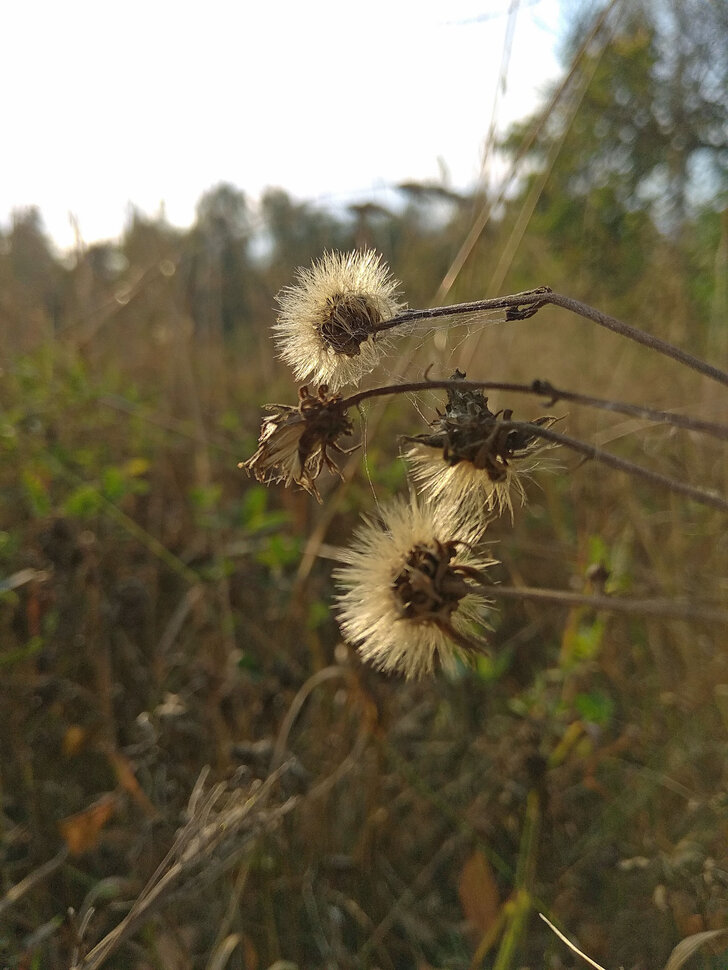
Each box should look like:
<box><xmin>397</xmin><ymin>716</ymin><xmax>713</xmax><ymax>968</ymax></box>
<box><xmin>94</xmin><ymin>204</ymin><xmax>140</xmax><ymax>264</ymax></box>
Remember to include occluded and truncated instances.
<box><xmin>491</xmin><ymin>789</ymin><xmax>541</xmax><ymax>970</ymax></box>
<box><xmin>0</xmin><ymin>848</ymin><xmax>70</xmax><ymax>918</ymax></box>
<box><xmin>49</xmin><ymin>457</ymin><xmax>201</xmax><ymax>586</ymax></box>
<box><xmin>539</xmin><ymin>914</ymin><xmax>607</xmax><ymax>970</ymax></box>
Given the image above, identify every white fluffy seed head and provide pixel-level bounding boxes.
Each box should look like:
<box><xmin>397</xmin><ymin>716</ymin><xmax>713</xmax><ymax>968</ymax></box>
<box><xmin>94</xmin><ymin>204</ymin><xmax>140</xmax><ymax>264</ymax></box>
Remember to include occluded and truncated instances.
<box><xmin>274</xmin><ymin>250</ymin><xmax>404</xmax><ymax>391</ymax></box>
<box><xmin>334</xmin><ymin>496</ymin><xmax>495</xmax><ymax>679</ymax></box>
<box><xmin>406</xmin><ymin>444</ymin><xmax>527</xmax><ymax>525</ymax></box>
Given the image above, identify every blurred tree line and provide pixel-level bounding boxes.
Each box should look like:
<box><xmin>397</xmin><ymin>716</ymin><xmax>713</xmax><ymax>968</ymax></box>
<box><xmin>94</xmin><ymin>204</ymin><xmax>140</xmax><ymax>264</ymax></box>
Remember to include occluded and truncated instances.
<box><xmin>1</xmin><ymin>1</ymin><xmax>726</xmax><ymax>366</ymax></box>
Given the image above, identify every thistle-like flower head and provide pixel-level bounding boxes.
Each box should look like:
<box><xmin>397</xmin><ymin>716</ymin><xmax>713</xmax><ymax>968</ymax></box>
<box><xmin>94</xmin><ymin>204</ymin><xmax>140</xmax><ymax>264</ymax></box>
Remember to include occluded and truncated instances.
<box><xmin>241</xmin><ymin>385</ymin><xmax>355</xmax><ymax>501</ymax></box>
<box><xmin>274</xmin><ymin>250</ymin><xmax>404</xmax><ymax>390</ymax></box>
<box><xmin>405</xmin><ymin>371</ymin><xmax>558</xmax><ymax>524</ymax></box>
<box><xmin>335</xmin><ymin>497</ymin><xmax>495</xmax><ymax>679</ymax></box>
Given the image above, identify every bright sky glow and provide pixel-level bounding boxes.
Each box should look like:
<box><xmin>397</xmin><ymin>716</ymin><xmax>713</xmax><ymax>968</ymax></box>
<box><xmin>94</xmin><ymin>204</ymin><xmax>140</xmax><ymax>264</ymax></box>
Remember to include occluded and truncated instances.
<box><xmin>2</xmin><ymin>0</ymin><xmax>562</xmax><ymax>251</ymax></box>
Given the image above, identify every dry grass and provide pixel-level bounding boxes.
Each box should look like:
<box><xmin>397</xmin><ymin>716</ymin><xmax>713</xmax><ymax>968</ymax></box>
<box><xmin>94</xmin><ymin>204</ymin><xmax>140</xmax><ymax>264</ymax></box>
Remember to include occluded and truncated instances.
<box><xmin>1</xmin><ymin>194</ymin><xmax>727</xmax><ymax>970</ymax></box>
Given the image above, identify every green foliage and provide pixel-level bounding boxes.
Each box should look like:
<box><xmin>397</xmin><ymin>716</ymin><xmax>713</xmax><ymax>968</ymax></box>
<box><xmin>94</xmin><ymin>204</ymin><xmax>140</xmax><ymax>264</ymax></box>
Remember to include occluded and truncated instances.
<box><xmin>239</xmin><ymin>484</ymin><xmax>289</xmax><ymax>533</ymax></box>
<box><xmin>573</xmin><ymin>687</ymin><xmax>614</xmax><ymax>726</ymax></box>
<box><xmin>500</xmin><ymin>0</ymin><xmax>728</xmax><ymax>301</ymax></box>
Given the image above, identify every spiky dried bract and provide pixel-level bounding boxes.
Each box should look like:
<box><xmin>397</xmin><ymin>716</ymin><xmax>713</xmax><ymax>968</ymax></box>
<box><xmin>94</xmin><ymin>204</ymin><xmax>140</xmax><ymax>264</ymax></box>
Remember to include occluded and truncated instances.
<box><xmin>335</xmin><ymin>497</ymin><xmax>495</xmax><ymax>679</ymax></box>
<box><xmin>274</xmin><ymin>250</ymin><xmax>404</xmax><ymax>390</ymax></box>
<box><xmin>240</xmin><ymin>385</ymin><xmax>355</xmax><ymax>501</ymax></box>
<box><xmin>405</xmin><ymin>371</ymin><xmax>558</xmax><ymax>524</ymax></box>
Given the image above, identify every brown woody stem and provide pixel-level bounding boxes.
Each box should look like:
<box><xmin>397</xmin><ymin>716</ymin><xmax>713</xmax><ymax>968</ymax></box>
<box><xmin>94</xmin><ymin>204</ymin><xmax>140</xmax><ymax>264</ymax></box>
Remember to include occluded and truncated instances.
<box><xmin>341</xmin><ymin>378</ymin><xmax>728</xmax><ymax>442</ymax></box>
<box><xmin>340</xmin><ymin>382</ymin><xmax>728</xmax><ymax>512</ymax></box>
<box><xmin>497</xmin><ymin>419</ymin><xmax>728</xmax><ymax>513</ymax></box>
<box><xmin>371</xmin><ymin>289</ymin><xmax>728</xmax><ymax>387</ymax></box>
<box><xmin>483</xmin><ymin>584</ymin><xmax>728</xmax><ymax>625</ymax></box>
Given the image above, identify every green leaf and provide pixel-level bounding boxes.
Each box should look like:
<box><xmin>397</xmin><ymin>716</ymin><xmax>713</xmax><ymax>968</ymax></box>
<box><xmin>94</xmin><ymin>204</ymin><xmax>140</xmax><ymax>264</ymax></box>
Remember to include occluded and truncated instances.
<box><xmin>0</xmin><ymin>636</ymin><xmax>45</xmax><ymax>669</ymax></box>
<box><xmin>22</xmin><ymin>469</ymin><xmax>51</xmax><ymax>516</ymax></box>
<box><xmin>574</xmin><ymin>690</ymin><xmax>614</xmax><ymax>727</ymax></box>
<box><xmin>241</xmin><ymin>485</ymin><xmax>268</xmax><ymax>523</ymax></box>
<box><xmin>101</xmin><ymin>465</ymin><xmax>127</xmax><ymax>502</ymax></box>
<box><xmin>307</xmin><ymin>599</ymin><xmax>330</xmax><ymax>630</ymax></box>
<box><xmin>64</xmin><ymin>484</ymin><xmax>102</xmax><ymax>518</ymax></box>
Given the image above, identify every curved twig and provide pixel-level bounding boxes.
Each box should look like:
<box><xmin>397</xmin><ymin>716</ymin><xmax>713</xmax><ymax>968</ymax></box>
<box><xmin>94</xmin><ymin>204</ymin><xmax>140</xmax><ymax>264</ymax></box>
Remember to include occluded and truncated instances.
<box><xmin>341</xmin><ymin>378</ymin><xmax>728</xmax><ymax>442</ymax></box>
<box><xmin>542</xmin><ymin>291</ymin><xmax>728</xmax><ymax>388</ymax></box>
<box><xmin>370</xmin><ymin>289</ymin><xmax>728</xmax><ymax>388</ymax></box>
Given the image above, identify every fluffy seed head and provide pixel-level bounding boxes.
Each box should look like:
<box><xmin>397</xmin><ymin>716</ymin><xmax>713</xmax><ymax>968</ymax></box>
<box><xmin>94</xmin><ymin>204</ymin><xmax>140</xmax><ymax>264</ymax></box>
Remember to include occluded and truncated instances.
<box><xmin>405</xmin><ymin>372</ymin><xmax>558</xmax><ymax>525</ymax></box>
<box><xmin>335</xmin><ymin>497</ymin><xmax>495</xmax><ymax>679</ymax></box>
<box><xmin>274</xmin><ymin>250</ymin><xmax>404</xmax><ymax>390</ymax></box>
<box><xmin>406</xmin><ymin>445</ymin><xmax>526</xmax><ymax>522</ymax></box>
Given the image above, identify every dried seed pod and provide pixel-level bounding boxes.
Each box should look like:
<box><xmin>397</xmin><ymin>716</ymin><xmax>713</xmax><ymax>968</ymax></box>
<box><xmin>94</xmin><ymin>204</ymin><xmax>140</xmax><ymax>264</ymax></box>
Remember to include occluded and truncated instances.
<box><xmin>405</xmin><ymin>370</ymin><xmax>559</xmax><ymax>523</ymax></box>
<box><xmin>241</xmin><ymin>385</ymin><xmax>356</xmax><ymax>501</ymax></box>
<box><xmin>274</xmin><ymin>250</ymin><xmax>404</xmax><ymax>390</ymax></box>
<box><xmin>335</xmin><ymin>496</ymin><xmax>496</xmax><ymax>679</ymax></box>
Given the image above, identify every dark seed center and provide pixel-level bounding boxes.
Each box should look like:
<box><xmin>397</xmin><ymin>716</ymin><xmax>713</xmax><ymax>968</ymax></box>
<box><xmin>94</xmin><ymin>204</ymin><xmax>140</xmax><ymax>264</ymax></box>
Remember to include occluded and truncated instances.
<box><xmin>392</xmin><ymin>542</ymin><xmax>469</xmax><ymax>621</ymax></box>
<box><xmin>320</xmin><ymin>293</ymin><xmax>383</xmax><ymax>357</ymax></box>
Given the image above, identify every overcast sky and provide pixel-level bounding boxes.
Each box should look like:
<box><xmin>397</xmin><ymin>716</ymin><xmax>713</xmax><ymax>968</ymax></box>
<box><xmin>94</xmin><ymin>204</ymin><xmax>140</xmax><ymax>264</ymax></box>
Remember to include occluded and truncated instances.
<box><xmin>2</xmin><ymin>0</ymin><xmax>563</xmax><ymax>251</ymax></box>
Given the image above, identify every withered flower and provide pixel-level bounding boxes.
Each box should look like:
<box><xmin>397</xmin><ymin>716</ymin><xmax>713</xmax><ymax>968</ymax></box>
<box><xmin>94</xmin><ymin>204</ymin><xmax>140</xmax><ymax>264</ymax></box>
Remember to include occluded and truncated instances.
<box><xmin>274</xmin><ymin>250</ymin><xmax>404</xmax><ymax>390</ymax></box>
<box><xmin>405</xmin><ymin>371</ymin><xmax>558</xmax><ymax>523</ymax></box>
<box><xmin>241</xmin><ymin>385</ymin><xmax>355</xmax><ymax>501</ymax></box>
<box><xmin>335</xmin><ymin>497</ymin><xmax>495</xmax><ymax>679</ymax></box>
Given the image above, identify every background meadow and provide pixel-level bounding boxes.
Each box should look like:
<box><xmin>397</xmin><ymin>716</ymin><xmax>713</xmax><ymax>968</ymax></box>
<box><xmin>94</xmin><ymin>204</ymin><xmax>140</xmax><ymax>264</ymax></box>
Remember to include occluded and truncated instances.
<box><xmin>2</xmin><ymin>1</ymin><xmax>728</xmax><ymax>967</ymax></box>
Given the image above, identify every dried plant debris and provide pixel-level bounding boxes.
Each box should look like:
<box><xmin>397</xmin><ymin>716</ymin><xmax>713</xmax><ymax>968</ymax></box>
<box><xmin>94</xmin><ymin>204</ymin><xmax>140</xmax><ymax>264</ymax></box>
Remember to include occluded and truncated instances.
<box><xmin>241</xmin><ymin>384</ymin><xmax>357</xmax><ymax>501</ymax></box>
<box><xmin>405</xmin><ymin>370</ymin><xmax>559</xmax><ymax>522</ymax></box>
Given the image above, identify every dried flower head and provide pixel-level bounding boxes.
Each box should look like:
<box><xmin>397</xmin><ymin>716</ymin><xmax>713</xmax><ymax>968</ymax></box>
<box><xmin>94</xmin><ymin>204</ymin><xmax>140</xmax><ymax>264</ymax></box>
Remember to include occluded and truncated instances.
<box><xmin>240</xmin><ymin>385</ymin><xmax>355</xmax><ymax>501</ymax></box>
<box><xmin>335</xmin><ymin>497</ymin><xmax>496</xmax><ymax>679</ymax></box>
<box><xmin>405</xmin><ymin>371</ymin><xmax>558</xmax><ymax>523</ymax></box>
<box><xmin>274</xmin><ymin>250</ymin><xmax>405</xmax><ymax>390</ymax></box>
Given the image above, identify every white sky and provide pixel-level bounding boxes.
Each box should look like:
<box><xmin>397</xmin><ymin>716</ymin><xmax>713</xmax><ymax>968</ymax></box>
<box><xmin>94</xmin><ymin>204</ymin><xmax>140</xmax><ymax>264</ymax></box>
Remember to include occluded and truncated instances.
<box><xmin>2</xmin><ymin>0</ymin><xmax>562</xmax><ymax>252</ymax></box>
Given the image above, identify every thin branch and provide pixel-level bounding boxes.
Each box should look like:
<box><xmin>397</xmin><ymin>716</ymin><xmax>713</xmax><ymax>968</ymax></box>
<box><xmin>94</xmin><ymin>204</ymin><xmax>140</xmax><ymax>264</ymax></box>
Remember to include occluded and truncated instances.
<box><xmin>340</xmin><ymin>381</ymin><xmax>728</xmax><ymax>511</ymax></box>
<box><xmin>370</xmin><ymin>287</ymin><xmax>551</xmax><ymax>334</ymax></box>
<box><xmin>322</xmin><ymin>545</ymin><xmax>728</xmax><ymax>624</ymax></box>
<box><xmin>529</xmin><ymin>378</ymin><xmax>728</xmax><ymax>440</ymax></box>
<box><xmin>341</xmin><ymin>378</ymin><xmax>728</xmax><ymax>442</ymax></box>
<box><xmin>433</xmin><ymin>0</ymin><xmax>621</xmax><ymax>303</ymax></box>
<box><xmin>497</xmin><ymin>420</ymin><xmax>728</xmax><ymax>513</ymax></box>
<box><xmin>370</xmin><ymin>289</ymin><xmax>728</xmax><ymax>388</ymax></box>
<box><xmin>543</xmin><ymin>291</ymin><xmax>728</xmax><ymax>388</ymax></box>
<box><xmin>0</xmin><ymin>846</ymin><xmax>70</xmax><ymax>917</ymax></box>
<box><xmin>341</xmin><ymin>380</ymin><xmax>728</xmax><ymax>512</ymax></box>
<box><xmin>483</xmin><ymin>585</ymin><xmax>728</xmax><ymax>625</ymax></box>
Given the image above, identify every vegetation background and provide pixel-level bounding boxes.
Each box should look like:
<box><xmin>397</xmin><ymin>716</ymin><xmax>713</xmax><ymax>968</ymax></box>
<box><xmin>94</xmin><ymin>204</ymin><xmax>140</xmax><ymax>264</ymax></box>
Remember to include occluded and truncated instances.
<box><xmin>1</xmin><ymin>1</ymin><xmax>727</xmax><ymax>967</ymax></box>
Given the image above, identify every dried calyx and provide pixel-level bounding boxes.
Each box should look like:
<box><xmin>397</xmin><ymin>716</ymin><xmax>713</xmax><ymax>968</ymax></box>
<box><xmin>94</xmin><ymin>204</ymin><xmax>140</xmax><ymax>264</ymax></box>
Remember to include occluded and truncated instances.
<box><xmin>407</xmin><ymin>369</ymin><xmax>556</xmax><ymax>482</ymax></box>
<box><xmin>392</xmin><ymin>539</ymin><xmax>489</xmax><ymax>651</ymax></box>
<box><xmin>241</xmin><ymin>385</ymin><xmax>355</xmax><ymax>501</ymax></box>
<box><xmin>320</xmin><ymin>292</ymin><xmax>385</xmax><ymax>357</ymax></box>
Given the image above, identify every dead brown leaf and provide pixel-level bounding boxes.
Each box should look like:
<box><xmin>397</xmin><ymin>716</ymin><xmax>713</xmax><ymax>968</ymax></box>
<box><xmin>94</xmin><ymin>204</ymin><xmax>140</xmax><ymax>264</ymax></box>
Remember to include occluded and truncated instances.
<box><xmin>59</xmin><ymin>793</ymin><xmax>117</xmax><ymax>856</ymax></box>
<box><xmin>458</xmin><ymin>849</ymin><xmax>500</xmax><ymax>935</ymax></box>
